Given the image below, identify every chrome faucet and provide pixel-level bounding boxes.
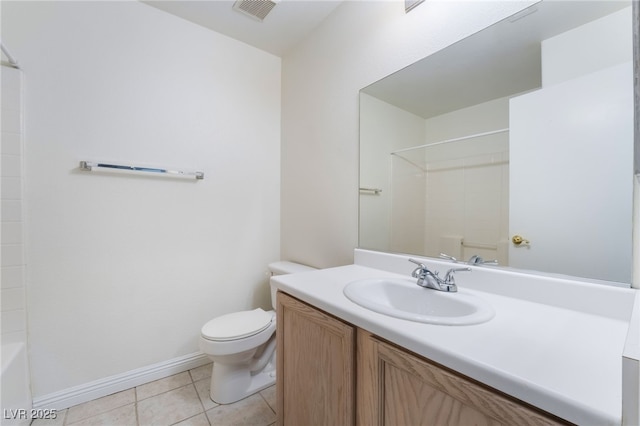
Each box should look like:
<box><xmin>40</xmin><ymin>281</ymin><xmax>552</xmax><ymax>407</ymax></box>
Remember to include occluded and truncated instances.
<box><xmin>408</xmin><ymin>259</ymin><xmax>471</xmax><ymax>293</ymax></box>
<box><xmin>466</xmin><ymin>255</ymin><xmax>498</xmax><ymax>266</ymax></box>
<box><xmin>440</xmin><ymin>253</ymin><xmax>498</xmax><ymax>266</ymax></box>
<box><xmin>439</xmin><ymin>253</ymin><xmax>458</xmax><ymax>262</ymax></box>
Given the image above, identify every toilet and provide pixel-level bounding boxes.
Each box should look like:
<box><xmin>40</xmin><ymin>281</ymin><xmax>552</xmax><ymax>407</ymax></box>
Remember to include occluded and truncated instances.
<box><xmin>199</xmin><ymin>261</ymin><xmax>316</xmax><ymax>404</ymax></box>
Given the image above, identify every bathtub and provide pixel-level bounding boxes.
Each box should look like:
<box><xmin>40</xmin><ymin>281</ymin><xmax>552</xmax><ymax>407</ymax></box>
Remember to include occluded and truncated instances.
<box><xmin>1</xmin><ymin>343</ymin><xmax>32</xmax><ymax>426</ymax></box>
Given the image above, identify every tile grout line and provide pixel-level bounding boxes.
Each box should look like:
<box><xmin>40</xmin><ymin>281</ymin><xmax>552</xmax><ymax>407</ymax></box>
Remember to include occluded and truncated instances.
<box><xmin>189</xmin><ymin>364</ymin><xmax>215</xmax><ymax>423</ymax></box>
<box><xmin>134</xmin><ymin>386</ymin><xmax>140</xmax><ymax>426</ymax></box>
<box><xmin>135</xmin><ymin>373</ymin><xmax>193</xmax><ymax>402</ymax></box>
<box><xmin>57</xmin><ymin>367</ymin><xmax>217</xmax><ymax>426</ymax></box>
<box><xmin>259</xmin><ymin>390</ymin><xmax>275</xmax><ymax>416</ymax></box>
<box><xmin>133</xmin><ymin>401</ymin><xmax>141</xmax><ymax>426</ymax></box>
<box><xmin>64</xmin><ymin>403</ymin><xmax>137</xmax><ymax>426</ymax></box>
<box><xmin>191</xmin><ymin>374</ymin><xmax>210</xmax><ymax>423</ymax></box>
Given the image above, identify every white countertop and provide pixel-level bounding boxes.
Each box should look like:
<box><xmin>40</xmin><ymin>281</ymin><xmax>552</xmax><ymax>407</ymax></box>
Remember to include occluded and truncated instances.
<box><xmin>271</xmin><ymin>253</ymin><xmax>638</xmax><ymax>426</ymax></box>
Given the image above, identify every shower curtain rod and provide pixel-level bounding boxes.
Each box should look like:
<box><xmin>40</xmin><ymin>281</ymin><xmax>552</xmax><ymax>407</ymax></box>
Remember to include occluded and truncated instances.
<box><xmin>0</xmin><ymin>42</ymin><xmax>19</xmax><ymax>69</ymax></box>
<box><xmin>390</xmin><ymin>128</ymin><xmax>509</xmax><ymax>155</ymax></box>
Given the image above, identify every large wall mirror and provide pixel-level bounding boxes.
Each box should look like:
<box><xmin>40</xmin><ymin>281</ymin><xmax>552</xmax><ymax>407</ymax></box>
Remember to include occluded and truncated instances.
<box><xmin>359</xmin><ymin>0</ymin><xmax>634</xmax><ymax>285</ymax></box>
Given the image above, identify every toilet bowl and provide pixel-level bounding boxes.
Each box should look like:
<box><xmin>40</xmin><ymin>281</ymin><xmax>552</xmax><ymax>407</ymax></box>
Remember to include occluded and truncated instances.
<box><xmin>199</xmin><ymin>261</ymin><xmax>315</xmax><ymax>404</ymax></box>
<box><xmin>200</xmin><ymin>308</ymin><xmax>277</xmax><ymax>404</ymax></box>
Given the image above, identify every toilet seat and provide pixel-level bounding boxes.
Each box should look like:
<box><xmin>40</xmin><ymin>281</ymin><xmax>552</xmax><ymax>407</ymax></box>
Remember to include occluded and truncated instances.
<box><xmin>201</xmin><ymin>308</ymin><xmax>273</xmax><ymax>341</ymax></box>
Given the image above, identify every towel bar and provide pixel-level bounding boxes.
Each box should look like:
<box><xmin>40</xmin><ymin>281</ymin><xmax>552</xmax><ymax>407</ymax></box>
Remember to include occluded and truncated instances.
<box><xmin>359</xmin><ymin>187</ymin><xmax>382</xmax><ymax>195</ymax></box>
<box><xmin>79</xmin><ymin>161</ymin><xmax>204</xmax><ymax>180</ymax></box>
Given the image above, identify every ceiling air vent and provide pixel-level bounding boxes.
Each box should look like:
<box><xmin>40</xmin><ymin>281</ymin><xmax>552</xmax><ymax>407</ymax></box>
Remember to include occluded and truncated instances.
<box><xmin>233</xmin><ymin>0</ymin><xmax>277</xmax><ymax>22</ymax></box>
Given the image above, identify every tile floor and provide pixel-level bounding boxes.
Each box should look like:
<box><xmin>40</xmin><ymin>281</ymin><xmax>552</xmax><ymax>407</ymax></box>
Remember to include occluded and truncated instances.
<box><xmin>32</xmin><ymin>363</ymin><xmax>277</xmax><ymax>426</ymax></box>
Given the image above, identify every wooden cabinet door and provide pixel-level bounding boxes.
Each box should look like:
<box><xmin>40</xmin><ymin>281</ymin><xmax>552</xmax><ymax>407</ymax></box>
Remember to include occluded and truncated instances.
<box><xmin>277</xmin><ymin>292</ymin><xmax>355</xmax><ymax>426</ymax></box>
<box><xmin>357</xmin><ymin>330</ymin><xmax>568</xmax><ymax>426</ymax></box>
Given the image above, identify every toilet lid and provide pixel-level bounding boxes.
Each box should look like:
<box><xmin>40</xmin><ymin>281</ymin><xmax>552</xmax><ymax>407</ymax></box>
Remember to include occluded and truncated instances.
<box><xmin>201</xmin><ymin>308</ymin><xmax>273</xmax><ymax>341</ymax></box>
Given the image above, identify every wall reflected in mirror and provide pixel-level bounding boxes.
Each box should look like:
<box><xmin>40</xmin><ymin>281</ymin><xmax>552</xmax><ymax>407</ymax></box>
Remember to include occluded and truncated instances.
<box><xmin>359</xmin><ymin>1</ymin><xmax>633</xmax><ymax>285</ymax></box>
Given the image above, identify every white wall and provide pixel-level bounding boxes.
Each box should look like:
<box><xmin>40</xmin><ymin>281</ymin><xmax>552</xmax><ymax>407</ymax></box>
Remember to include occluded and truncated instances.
<box><xmin>542</xmin><ymin>7</ymin><xmax>632</xmax><ymax>87</ymax></box>
<box><xmin>359</xmin><ymin>93</ymin><xmax>510</xmax><ymax>262</ymax></box>
<box><xmin>281</xmin><ymin>0</ymin><xmax>535</xmax><ymax>268</ymax></box>
<box><xmin>359</xmin><ymin>93</ymin><xmax>425</xmax><ymax>254</ymax></box>
<box><xmin>2</xmin><ymin>1</ymin><xmax>281</xmax><ymax>399</ymax></box>
<box><xmin>508</xmin><ymin>7</ymin><xmax>633</xmax><ymax>283</ymax></box>
<box><xmin>422</xmin><ymin>97</ymin><xmax>510</xmax><ymax>264</ymax></box>
<box><xmin>1</xmin><ymin>66</ymin><xmax>26</xmax><ymax>345</ymax></box>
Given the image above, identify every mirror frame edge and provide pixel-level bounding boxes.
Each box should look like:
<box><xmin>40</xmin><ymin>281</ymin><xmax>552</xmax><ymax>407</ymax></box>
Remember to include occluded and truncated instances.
<box><xmin>634</xmin><ymin>0</ymin><xmax>639</xmax><ymax>289</ymax></box>
<box><xmin>360</xmin><ymin>3</ymin><xmax>638</xmax><ymax>288</ymax></box>
<box><xmin>634</xmin><ymin>0</ymin><xmax>639</xmax><ymax>176</ymax></box>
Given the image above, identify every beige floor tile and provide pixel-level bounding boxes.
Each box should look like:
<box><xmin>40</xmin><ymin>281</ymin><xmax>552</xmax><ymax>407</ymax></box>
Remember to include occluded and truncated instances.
<box><xmin>259</xmin><ymin>386</ymin><xmax>276</xmax><ymax>413</ymax></box>
<box><xmin>67</xmin><ymin>404</ymin><xmax>136</xmax><ymax>426</ymax></box>
<box><xmin>173</xmin><ymin>413</ymin><xmax>211</xmax><ymax>426</ymax></box>
<box><xmin>194</xmin><ymin>378</ymin><xmax>219</xmax><ymax>411</ymax></box>
<box><xmin>205</xmin><ymin>393</ymin><xmax>276</xmax><ymax>426</ymax></box>
<box><xmin>66</xmin><ymin>389</ymin><xmax>135</xmax><ymax>424</ymax></box>
<box><xmin>30</xmin><ymin>409</ymin><xmax>66</xmax><ymax>426</ymax></box>
<box><xmin>189</xmin><ymin>363</ymin><xmax>212</xmax><ymax>382</ymax></box>
<box><xmin>137</xmin><ymin>384</ymin><xmax>203</xmax><ymax>426</ymax></box>
<box><xmin>136</xmin><ymin>371</ymin><xmax>193</xmax><ymax>401</ymax></box>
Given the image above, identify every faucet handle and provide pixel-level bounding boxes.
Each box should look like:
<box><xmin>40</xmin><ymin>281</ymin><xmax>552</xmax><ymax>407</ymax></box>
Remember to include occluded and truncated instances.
<box><xmin>467</xmin><ymin>255</ymin><xmax>498</xmax><ymax>265</ymax></box>
<box><xmin>408</xmin><ymin>258</ymin><xmax>425</xmax><ymax>268</ymax></box>
<box><xmin>444</xmin><ymin>267</ymin><xmax>471</xmax><ymax>284</ymax></box>
<box><xmin>439</xmin><ymin>253</ymin><xmax>458</xmax><ymax>262</ymax></box>
<box><xmin>408</xmin><ymin>258</ymin><xmax>427</xmax><ymax>278</ymax></box>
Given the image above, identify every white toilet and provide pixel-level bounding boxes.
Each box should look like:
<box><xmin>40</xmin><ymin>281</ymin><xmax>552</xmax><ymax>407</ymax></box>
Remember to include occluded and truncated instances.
<box><xmin>199</xmin><ymin>261</ymin><xmax>315</xmax><ymax>404</ymax></box>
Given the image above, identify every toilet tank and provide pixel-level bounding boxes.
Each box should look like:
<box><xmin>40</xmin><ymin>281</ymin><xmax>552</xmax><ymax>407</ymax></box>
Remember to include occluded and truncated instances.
<box><xmin>268</xmin><ymin>261</ymin><xmax>316</xmax><ymax>309</ymax></box>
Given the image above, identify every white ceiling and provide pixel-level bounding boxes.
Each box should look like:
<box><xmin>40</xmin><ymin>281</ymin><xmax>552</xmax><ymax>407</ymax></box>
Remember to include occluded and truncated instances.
<box><xmin>144</xmin><ymin>0</ymin><xmax>629</xmax><ymax>118</ymax></box>
<box><xmin>142</xmin><ymin>0</ymin><xmax>344</xmax><ymax>57</ymax></box>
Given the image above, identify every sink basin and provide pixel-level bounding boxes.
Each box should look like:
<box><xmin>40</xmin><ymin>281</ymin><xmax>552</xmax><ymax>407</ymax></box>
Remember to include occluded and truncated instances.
<box><xmin>343</xmin><ymin>278</ymin><xmax>494</xmax><ymax>325</ymax></box>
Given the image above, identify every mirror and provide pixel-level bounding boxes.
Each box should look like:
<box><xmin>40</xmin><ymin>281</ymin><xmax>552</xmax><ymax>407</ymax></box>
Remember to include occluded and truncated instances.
<box><xmin>359</xmin><ymin>1</ymin><xmax>634</xmax><ymax>285</ymax></box>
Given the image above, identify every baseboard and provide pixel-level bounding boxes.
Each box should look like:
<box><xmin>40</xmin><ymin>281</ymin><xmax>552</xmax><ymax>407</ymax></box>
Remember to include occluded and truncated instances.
<box><xmin>32</xmin><ymin>352</ymin><xmax>210</xmax><ymax>411</ymax></box>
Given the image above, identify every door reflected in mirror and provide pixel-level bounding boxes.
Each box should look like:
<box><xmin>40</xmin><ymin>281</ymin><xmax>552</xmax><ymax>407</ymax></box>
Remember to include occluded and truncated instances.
<box><xmin>359</xmin><ymin>1</ymin><xmax>633</xmax><ymax>285</ymax></box>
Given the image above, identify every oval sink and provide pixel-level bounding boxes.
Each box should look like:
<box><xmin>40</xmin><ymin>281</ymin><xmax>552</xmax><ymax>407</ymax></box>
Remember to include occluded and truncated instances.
<box><xmin>343</xmin><ymin>278</ymin><xmax>494</xmax><ymax>325</ymax></box>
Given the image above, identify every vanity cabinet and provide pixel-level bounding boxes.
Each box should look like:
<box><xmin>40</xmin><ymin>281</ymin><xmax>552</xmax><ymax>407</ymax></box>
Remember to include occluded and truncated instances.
<box><xmin>277</xmin><ymin>291</ymin><xmax>569</xmax><ymax>426</ymax></box>
<box><xmin>357</xmin><ymin>330</ymin><xmax>568</xmax><ymax>426</ymax></box>
<box><xmin>276</xmin><ymin>292</ymin><xmax>355</xmax><ymax>426</ymax></box>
